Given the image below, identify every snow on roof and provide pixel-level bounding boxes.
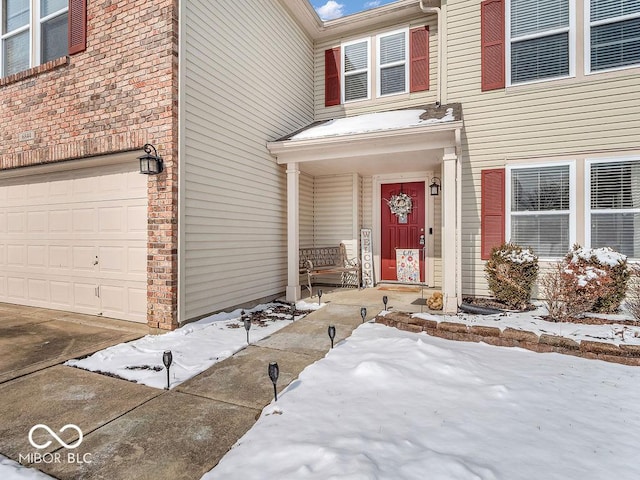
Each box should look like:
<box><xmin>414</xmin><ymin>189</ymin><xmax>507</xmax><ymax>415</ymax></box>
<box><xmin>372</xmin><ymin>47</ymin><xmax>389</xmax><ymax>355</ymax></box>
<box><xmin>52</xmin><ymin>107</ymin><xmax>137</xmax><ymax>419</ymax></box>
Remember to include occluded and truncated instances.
<box><xmin>289</xmin><ymin>106</ymin><xmax>457</xmax><ymax>141</ymax></box>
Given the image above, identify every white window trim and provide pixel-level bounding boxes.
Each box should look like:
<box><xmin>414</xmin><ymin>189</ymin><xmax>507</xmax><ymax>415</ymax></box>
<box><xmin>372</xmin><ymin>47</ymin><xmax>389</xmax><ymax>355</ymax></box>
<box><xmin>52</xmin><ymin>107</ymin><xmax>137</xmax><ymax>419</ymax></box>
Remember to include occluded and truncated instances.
<box><xmin>505</xmin><ymin>161</ymin><xmax>576</xmax><ymax>260</ymax></box>
<box><xmin>584</xmin><ymin>3</ymin><xmax>640</xmax><ymax>75</ymax></box>
<box><xmin>585</xmin><ymin>156</ymin><xmax>640</xmax><ymax>259</ymax></box>
<box><xmin>376</xmin><ymin>28</ymin><xmax>409</xmax><ymax>98</ymax></box>
<box><xmin>506</xmin><ymin>0</ymin><xmax>576</xmax><ymax>87</ymax></box>
<box><xmin>341</xmin><ymin>37</ymin><xmax>371</xmax><ymax>104</ymax></box>
<box><xmin>0</xmin><ymin>0</ymin><xmax>68</xmax><ymax>77</ymax></box>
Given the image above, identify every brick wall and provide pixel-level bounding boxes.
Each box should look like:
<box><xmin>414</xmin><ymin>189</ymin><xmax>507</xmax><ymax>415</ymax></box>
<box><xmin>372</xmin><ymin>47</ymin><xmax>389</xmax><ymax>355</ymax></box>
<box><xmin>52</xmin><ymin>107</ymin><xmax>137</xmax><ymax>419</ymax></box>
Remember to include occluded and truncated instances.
<box><xmin>0</xmin><ymin>0</ymin><xmax>179</xmax><ymax>330</ymax></box>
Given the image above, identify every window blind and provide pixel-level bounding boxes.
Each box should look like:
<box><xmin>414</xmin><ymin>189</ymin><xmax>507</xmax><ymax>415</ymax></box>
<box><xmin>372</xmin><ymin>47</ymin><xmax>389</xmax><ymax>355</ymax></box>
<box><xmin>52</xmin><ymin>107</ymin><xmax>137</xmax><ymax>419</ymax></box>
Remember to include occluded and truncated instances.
<box><xmin>510</xmin><ymin>165</ymin><xmax>571</xmax><ymax>258</ymax></box>
<box><xmin>511</xmin><ymin>0</ymin><xmax>569</xmax><ymax>37</ymax></box>
<box><xmin>590</xmin><ymin>5</ymin><xmax>640</xmax><ymax>72</ymax></box>
<box><xmin>591</xmin><ymin>0</ymin><xmax>640</xmax><ymax>22</ymax></box>
<box><xmin>344</xmin><ymin>73</ymin><xmax>368</xmax><ymax>101</ymax></box>
<box><xmin>590</xmin><ymin>161</ymin><xmax>640</xmax><ymax>258</ymax></box>
<box><xmin>511</xmin><ymin>214</ymin><xmax>570</xmax><ymax>257</ymax></box>
<box><xmin>511</xmin><ymin>165</ymin><xmax>570</xmax><ymax>211</ymax></box>
<box><xmin>511</xmin><ymin>33</ymin><xmax>569</xmax><ymax>82</ymax></box>
<box><xmin>41</xmin><ymin>0</ymin><xmax>67</xmax><ymax>17</ymax></box>
<box><xmin>4</xmin><ymin>0</ymin><xmax>29</xmax><ymax>32</ymax></box>
<box><xmin>380</xmin><ymin>32</ymin><xmax>405</xmax><ymax>65</ymax></box>
<box><xmin>344</xmin><ymin>42</ymin><xmax>368</xmax><ymax>72</ymax></box>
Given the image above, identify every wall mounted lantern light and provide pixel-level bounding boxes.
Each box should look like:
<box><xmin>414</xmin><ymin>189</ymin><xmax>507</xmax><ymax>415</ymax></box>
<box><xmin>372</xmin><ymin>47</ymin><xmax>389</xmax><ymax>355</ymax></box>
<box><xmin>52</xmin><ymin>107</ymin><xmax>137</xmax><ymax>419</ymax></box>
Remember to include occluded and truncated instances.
<box><xmin>429</xmin><ymin>177</ymin><xmax>441</xmax><ymax>196</ymax></box>
<box><xmin>138</xmin><ymin>143</ymin><xmax>164</xmax><ymax>175</ymax></box>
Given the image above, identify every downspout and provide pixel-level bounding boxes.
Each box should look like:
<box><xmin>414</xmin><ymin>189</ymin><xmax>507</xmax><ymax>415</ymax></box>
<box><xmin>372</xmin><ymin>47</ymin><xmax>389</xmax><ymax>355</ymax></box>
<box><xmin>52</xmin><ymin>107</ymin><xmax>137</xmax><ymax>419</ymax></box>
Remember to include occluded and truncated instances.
<box><xmin>419</xmin><ymin>0</ymin><xmax>442</xmax><ymax>105</ymax></box>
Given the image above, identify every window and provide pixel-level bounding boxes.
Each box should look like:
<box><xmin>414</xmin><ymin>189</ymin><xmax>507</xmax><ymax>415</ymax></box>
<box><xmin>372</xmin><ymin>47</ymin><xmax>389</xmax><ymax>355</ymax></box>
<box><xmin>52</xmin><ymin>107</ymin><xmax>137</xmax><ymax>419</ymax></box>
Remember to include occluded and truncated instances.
<box><xmin>342</xmin><ymin>38</ymin><xmax>370</xmax><ymax>102</ymax></box>
<box><xmin>507</xmin><ymin>164</ymin><xmax>574</xmax><ymax>258</ymax></box>
<box><xmin>1</xmin><ymin>0</ymin><xmax>68</xmax><ymax>77</ymax></box>
<box><xmin>507</xmin><ymin>0</ymin><xmax>574</xmax><ymax>84</ymax></box>
<box><xmin>587</xmin><ymin>159</ymin><xmax>640</xmax><ymax>259</ymax></box>
<box><xmin>587</xmin><ymin>0</ymin><xmax>640</xmax><ymax>73</ymax></box>
<box><xmin>377</xmin><ymin>29</ymin><xmax>408</xmax><ymax>97</ymax></box>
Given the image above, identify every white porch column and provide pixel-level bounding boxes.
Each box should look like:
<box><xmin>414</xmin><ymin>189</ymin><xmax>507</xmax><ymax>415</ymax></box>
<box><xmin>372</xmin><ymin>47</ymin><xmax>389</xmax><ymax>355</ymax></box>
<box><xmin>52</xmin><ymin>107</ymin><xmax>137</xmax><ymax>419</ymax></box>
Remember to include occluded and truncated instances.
<box><xmin>286</xmin><ymin>163</ymin><xmax>301</xmax><ymax>302</ymax></box>
<box><xmin>441</xmin><ymin>147</ymin><xmax>459</xmax><ymax>312</ymax></box>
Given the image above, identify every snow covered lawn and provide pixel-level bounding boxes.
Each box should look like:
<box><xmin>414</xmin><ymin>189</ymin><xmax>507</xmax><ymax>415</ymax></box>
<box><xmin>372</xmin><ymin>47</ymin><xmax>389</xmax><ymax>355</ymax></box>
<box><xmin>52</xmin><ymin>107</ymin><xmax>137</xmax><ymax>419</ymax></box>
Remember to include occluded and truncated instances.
<box><xmin>203</xmin><ymin>322</ymin><xmax>640</xmax><ymax>480</ymax></box>
<box><xmin>65</xmin><ymin>301</ymin><xmax>320</xmax><ymax>389</ymax></box>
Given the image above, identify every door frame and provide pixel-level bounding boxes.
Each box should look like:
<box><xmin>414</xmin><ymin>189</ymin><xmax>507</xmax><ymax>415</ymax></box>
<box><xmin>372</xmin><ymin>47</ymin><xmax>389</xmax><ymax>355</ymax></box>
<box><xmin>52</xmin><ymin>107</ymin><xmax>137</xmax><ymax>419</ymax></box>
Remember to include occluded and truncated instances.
<box><xmin>373</xmin><ymin>171</ymin><xmax>435</xmax><ymax>287</ymax></box>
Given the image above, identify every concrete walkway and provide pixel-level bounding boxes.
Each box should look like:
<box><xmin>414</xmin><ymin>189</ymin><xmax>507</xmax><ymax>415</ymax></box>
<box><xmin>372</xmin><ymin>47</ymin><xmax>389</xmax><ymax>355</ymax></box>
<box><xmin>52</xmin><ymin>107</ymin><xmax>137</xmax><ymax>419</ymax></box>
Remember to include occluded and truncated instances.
<box><xmin>0</xmin><ymin>286</ymin><xmax>431</xmax><ymax>480</ymax></box>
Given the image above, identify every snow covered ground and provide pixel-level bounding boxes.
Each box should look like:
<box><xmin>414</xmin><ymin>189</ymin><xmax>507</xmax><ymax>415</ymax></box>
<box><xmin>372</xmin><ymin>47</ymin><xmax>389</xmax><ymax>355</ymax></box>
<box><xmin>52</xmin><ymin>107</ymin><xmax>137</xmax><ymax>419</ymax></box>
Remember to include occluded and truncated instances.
<box><xmin>4</xmin><ymin>304</ymin><xmax>640</xmax><ymax>479</ymax></box>
<box><xmin>203</xmin><ymin>322</ymin><xmax>640</xmax><ymax>480</ymax></box>
<box><xmin>65</xmin><ymin>301</ymin><xmax>321</xmax><ymax>389</ymax></box>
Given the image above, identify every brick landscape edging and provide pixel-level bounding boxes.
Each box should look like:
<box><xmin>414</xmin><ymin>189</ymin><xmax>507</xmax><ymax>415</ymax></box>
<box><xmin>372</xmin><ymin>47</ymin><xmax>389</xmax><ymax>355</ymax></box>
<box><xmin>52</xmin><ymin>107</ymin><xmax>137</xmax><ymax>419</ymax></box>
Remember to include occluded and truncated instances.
<box><xmin>375</xmin><ymin>312</ymin><xmax>640</xmax><ymax>366</ymax></box>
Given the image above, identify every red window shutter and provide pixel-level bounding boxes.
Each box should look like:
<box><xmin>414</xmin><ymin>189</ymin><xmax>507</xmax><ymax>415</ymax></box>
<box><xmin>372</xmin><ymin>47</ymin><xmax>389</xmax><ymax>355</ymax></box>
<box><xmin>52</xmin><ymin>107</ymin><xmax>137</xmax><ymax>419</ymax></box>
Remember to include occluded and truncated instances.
<box><xmin>409</xmin><ymin>26</ymin><xmax>429</xmax><ymax>93</ymax></box>
<box><xmin>481</xmin><ymin>168</ymin><xmax>505</xmax><ymax>260</ymax></box>
<box><xmin>325</xmin><ymin>47</ymin><xmax>341</xmax><ymax>107</ymax></box>
<box><xmin>68</xmin><ymin>0</ymin><xmax>87</xmax><ymax>55</ymax></box>
<box><xmin>481</xmin><ymin>0</ymin><xmax>505</xmax><ymax>91</ymax></box>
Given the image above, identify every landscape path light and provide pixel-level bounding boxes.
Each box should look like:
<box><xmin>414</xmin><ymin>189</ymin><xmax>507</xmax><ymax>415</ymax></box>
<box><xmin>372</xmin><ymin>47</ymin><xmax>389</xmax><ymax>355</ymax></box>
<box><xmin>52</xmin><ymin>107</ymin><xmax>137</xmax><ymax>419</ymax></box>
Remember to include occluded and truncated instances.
<box><xmin>328</xmin><ymin>325</ymin><xmax>336</xmax><ymax>349</ymax></box>
<box><xmin>291</xmin><ymin>302</ymin><xmax>296</xmax><ymax>320</ymax></box>
<box><xmin>242</xmin><ymin>310</ymin><xmax>251</xmax><ymax>344</ymax></box>
<box><xmin>383</xmin><ymin>295</ymin><xmax>388</xmax><ymax>310</ymax></box>
<box><xmin>317</xmin><ymin>288</ymin><xmax>323</xmax><ymax>305</ymax></box>
<box><xmin>360</xmin><ymin>307</ymin><xmax>367</xmax><ymax>323</ymax></box>
<box><xmin>162</xmin><ymin>350</ymin><xmax>173</xmax><ymax>390</ymax></box>
<box><xmin>268</xmin><ymin>362</ymin><xmax>279</xmax><ymax>402</ymax></box>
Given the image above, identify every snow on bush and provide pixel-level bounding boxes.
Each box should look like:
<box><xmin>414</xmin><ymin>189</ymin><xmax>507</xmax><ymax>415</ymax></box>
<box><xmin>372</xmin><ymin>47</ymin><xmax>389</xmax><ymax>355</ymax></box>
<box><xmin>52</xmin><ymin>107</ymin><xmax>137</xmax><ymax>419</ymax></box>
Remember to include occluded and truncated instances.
<box><xmin>542</xmin><ymin>245</ymin><xmax>630</xmax><ymax>321</ymax></box>
<box><xmin>485</xmin><ymin>243</ymin><xmax>539</xmax><ymax>310</ymax></box>
<box><xmin>566</xmin><ymin>245</ymin><xmax>629</xmax><ymax>314</ymax></box>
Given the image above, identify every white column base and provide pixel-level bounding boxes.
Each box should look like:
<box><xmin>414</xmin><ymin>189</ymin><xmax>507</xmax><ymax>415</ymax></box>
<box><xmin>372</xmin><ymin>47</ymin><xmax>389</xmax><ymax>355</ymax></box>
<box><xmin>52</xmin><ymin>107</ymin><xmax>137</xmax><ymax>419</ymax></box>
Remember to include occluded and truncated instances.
<box><xmin>286</xmin><ymin>285</ymin><xmax>301</xmax><ymax>303</ymax></box>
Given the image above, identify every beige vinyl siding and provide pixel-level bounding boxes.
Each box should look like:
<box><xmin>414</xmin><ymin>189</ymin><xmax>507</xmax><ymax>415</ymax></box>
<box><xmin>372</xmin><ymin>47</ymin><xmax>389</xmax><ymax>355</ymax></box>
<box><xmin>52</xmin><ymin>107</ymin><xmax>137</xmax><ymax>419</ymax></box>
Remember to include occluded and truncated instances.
<box><xmin>181</xmin><ymin>0</ymin><xmax>313</xmax><ymax>321</ymax></box>
<box><xmin>361</xmin><ymin>175</ymin><xmax>373</xmax><ymax>230</ymax></box>
<box><xmin>312</xmin><ymin>174</ymin><xmax>359</xmax><ymax>285</ymax></box>
<box><xmin>314</xmin><ymin>17</ymin><xmax>439</xmax><ymax>121</ymax></box>
<box><xmin>300</xmin><ymin>172</ymin><xmax>314</xmax><ymax>248</ymax></box>
<box><xmin>446</xmin><ymin>0</ymin><xmax>640</xmax><ymax>296</ymax></box>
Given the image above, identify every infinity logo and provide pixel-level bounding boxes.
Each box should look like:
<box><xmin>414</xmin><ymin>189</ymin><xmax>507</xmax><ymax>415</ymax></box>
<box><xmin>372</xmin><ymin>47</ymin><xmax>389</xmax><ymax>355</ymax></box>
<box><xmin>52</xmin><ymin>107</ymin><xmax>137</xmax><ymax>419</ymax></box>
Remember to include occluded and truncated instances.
<box><xmin>28</xmin><ymin>424</ymin><xmax>83</xmax><ymax>450</ymax></box>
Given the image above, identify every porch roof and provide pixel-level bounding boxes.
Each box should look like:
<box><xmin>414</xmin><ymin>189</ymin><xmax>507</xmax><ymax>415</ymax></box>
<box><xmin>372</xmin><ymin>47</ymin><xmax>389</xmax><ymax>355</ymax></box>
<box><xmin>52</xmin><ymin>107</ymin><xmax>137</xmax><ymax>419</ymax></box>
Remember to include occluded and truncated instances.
<box><xmin>267</xmin><ymin>103</ymin><xmax>463</xmax><ymax>175</ymax></box>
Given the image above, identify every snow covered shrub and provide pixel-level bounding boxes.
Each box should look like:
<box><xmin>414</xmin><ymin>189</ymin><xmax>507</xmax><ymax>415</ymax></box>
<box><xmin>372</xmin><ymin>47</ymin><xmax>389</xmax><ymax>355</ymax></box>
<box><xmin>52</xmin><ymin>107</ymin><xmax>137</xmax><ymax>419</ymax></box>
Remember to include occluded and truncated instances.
<box><xmin>485</xmin><ymin>243</ymin><xmax>539</xmax><ymax>310</ymax></box>
<box><xmin>541</xmin><ymin>256</ymin><xmax>612</xmax><ymax>322</ymax></box>
<box><xmin>626</xmin><ymin>265</ymin><xmax>640</xmax><ymax>321</ymax></box>
<box><xmin>565</xmin><ymin>245</ymin><xmax>629</xmax><ymax>314</ymax></box>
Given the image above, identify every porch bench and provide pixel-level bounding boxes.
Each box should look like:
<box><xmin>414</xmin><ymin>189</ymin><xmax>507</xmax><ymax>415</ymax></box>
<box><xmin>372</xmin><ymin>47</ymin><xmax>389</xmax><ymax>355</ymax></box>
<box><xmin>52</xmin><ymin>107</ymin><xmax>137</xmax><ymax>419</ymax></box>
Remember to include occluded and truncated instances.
<box><xmin>299</xmin><ymin>243</ymin><xmax>360</xmax><ymax>295</ymax></box>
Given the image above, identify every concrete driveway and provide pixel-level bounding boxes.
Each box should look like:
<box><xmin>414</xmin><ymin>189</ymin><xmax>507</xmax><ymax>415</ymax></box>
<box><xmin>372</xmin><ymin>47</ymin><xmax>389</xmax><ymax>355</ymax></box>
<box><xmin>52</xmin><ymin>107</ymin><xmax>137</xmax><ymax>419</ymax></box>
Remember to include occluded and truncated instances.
<box><xmin>0</xmin><ymin>303</ymin><xmax>147</xmax><ymax>384</ymax></box>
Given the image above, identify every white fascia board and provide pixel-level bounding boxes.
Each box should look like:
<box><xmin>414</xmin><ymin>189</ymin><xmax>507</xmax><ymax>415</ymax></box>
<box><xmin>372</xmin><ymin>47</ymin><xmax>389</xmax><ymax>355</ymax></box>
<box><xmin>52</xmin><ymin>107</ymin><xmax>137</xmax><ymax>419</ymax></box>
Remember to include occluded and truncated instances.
<box><xmin>268</xmin><ymin>121</ymin><xmax>462</xmax><ymax>164</ymax></box>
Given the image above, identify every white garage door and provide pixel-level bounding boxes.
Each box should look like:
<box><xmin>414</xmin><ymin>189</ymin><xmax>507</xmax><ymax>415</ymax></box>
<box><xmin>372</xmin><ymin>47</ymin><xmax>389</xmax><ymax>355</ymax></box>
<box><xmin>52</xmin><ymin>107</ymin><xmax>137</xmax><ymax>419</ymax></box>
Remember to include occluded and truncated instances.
<box><xmin>0</xmin><ymin>162</ymin><xmax>148</xmax><ymax>323</ymax></box>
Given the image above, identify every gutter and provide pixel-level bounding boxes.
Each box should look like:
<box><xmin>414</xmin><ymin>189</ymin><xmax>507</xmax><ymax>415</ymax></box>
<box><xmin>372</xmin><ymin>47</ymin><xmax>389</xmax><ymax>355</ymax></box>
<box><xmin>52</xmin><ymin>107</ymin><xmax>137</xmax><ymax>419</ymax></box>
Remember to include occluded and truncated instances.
<box><xmin>419</xmin><ymin>0</ymin><xmax>442</xmax><ymax>105</ymax></box>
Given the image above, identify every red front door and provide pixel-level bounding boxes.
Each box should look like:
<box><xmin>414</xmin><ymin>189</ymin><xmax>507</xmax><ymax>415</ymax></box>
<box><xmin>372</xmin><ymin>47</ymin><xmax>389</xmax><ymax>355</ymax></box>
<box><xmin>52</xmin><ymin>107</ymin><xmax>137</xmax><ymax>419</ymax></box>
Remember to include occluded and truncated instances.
<box><xmin>381</xmin><ymin>182</ymin><xmax>425</xmax><ymax>282</ymax></box>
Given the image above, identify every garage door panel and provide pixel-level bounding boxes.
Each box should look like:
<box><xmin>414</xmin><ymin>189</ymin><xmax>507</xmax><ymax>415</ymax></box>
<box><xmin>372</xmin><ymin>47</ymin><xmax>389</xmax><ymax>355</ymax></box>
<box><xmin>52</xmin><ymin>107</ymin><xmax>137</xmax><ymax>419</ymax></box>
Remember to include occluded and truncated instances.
<box><xmin>27</xmin><ymin>211</ymin><xmax>47</xmax><ymax>233</ymax></box>
<box><xmin>49</xmin><ymin>210</ymin><xmax>71</xmax><ymax>232</ymax></box>
<box><xmin>0</xmin><ymin>164</ymin><xmax>147</xmax><ymax>323</ymax></box>
<box><xmin>128</xmin><ymin>247</ymin><xmax>147</xmax><ymax>274</ymax></box>
<box><xmin>7</xmin><ymin>245</ymin><xmax>24</xmax><ymax>266</ymax></box>
<box><xmin>73</xmin><ymin>209</ymin><xmax>96</xmax><ymax>233</ymax></box>
<box><xmin>99</xmin><ymin>206</ymin><xmax>127</xmax><ymax>234</ymax></box>
<box><xmin>7</xmin><ymin>278</ymin><xmax>25</xmax><ymax>299</ymax></box>
<box><xmin>74</xmin><ymin>283</ymin><xmax>100</xmax><ymax>309</ymax></box>
<box><xmin>101</xmin><ymin>284</ymin><xmax>146</xmax><ymax>322</ymax></box>
<box><xmin>50</xmin><ymin>281</ymin><xmax>72</xmax><ymax>307</ymax></box>
<box><xmin>28</xmin><ymin>279</ymin><xmax>48</xmax><ymax>302</ymax></box>
<box><xmin>98</xmin><ymin>247</ymin><xmax>124</xmax><ymax>273</ymax></box>
<box><xmin>7</xmin><ymin>212</ymin><xmax>24</xmax><ymax>233</ymax></box>
<box><xmin>49</xmin><ymin>246</ymin><xmax>71</xmax><ymax>269</ymax></box>
<box><xmin>27</xmin><ymin>245</ymin><xmax>46</xmax><ymax>267</ymax></box>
